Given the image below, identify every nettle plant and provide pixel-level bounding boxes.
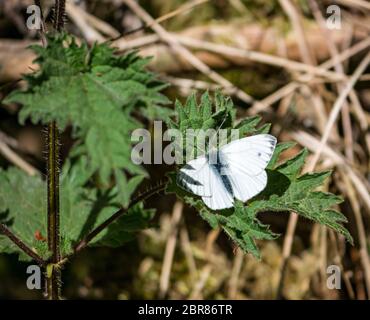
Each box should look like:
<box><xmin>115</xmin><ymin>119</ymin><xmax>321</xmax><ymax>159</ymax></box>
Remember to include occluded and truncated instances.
<box><xmin>0</xmin><ymin>33</ymin><xmax>352</xmax><ymax>299</ymax></box>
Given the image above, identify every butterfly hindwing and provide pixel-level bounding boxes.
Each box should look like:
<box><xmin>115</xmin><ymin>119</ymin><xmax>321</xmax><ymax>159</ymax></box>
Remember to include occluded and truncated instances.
<box><xmin>201</xmin><ymin>164</ymin><xmax>234</xmax><ymax>210</ymax></box>
<box><xmin>224</xmin><ymin>166</ymin><xmax>268</xmax><ymax>202</ymax></box>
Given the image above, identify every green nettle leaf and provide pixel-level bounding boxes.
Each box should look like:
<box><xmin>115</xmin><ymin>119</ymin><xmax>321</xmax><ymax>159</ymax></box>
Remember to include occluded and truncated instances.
<box><xmin>168</xmin><ymin>91</ymin><xmax>236</xmax><ymax>160</ymax></box>
<box><xmin>5</xmin><ymin>33</ymin><xmax>170</xmax><ymax>205</ymax></box>
<box><xmin>91</xmin><ymin>203</ymin><xmax>155</xmax><ymax>247</ymax></box>
<box><xmin>0</xmin><ymin>168</ymin><xmax>45</xmax><ymax>261</ymax></box>
<box><xmin>167</xmin><ymin>92</ymin><xmax>353</xmax><ymax>258</ymax></box>
<box><xmin>0</xmin><ymin>163</ymin><xmax>155</xmax><ymax>260</ymax></box>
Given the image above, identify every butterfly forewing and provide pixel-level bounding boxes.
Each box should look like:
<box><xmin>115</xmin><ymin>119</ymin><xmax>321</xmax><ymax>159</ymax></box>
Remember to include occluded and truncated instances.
<box><xmin>219</xmin><ymin>134</ymin><xmax>276</xmax><ymax>176</ymax></box>
<box><xmin>177</xmin><ymin>156</ymin><xmax>212</xmax><ymax>197</ymax></box>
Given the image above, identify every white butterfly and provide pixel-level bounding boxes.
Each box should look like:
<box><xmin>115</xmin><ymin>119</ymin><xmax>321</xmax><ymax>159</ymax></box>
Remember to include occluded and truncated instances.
<box><xmin>177</xmin><ymin>134</ymin><xmax>277</xmax><ymax>210</ymax></box>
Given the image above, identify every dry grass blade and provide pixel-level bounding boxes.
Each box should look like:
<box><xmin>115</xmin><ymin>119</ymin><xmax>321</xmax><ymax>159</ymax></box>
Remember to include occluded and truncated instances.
<box><xmin>310</xmin><ymin>52</ymin><xmax>370</xmax><ymax>168</ymax></box>
<box><xmin>279</xmin><ymin>0</ymin><xmax>315</xmax><ymax>65</ymax></box>
<box><xmin>336</xmin><ymin>0</ymin><xmax>370</xmax><ymax>10</ymax></box>
<box><xmin>162</xmin><ymin>76</ymin><xmax>234</xmax><ymax>95</ymax></box>
<box><xmin>227</xmin><ymin>248</ymin><xmax>245</xmax><ymax>299</ymax></box>
<box><xmin>65</xmin><ymin>2</ymin><xmax>105</xmax><ymax>43</ymax></box>
<box><xmin>113</xmin><ymin>34</ymin><xmax>159</xmax><ymax>51</ymax></box>
<box><xmin>279</xmin><ymin>0</ymin><xmax>328</xmax><ymax>135</ymax></box>
<box><xmin>158</xmin><ymin>201</ymin><xmax>183</xmax><ymax>299</ymax></box>
<box><xmin>250</xmin><ymin>36</ymin><xmax>370</xmax><ymax>113</ymax></box>
<box><xmin>175</xmin><ymin>36</ymin><xmax>345</xmax><ymax>81</ymax></box>
<box><xmin>328</xmin><ymin>229</ymin><xmax>355</xmax><ymax>299</ymax></box>
<box><xmin>249</xmin><ymin>82</ymin><xmax>298</xmax><ymax>114</ymax></box>
<box><xmin>122</xmin><ymin>0</ymin><xmax>255</xmax><ymax>104</ymax></box>
<box><xmin>308</xmin><ymin>0</ymin><xmax>355</xmax><ymax>160</ymax></box>
<box><xmin>117</xmin><ymin>0</ymin><xmax>209</xmax><ymax>38</ymax></box>
<box><xmin>189</xmin><ymin>228</ymin><xmax>220</xmax><ymax>299</ymax></box>
<box><xmin>0</xmin><ymin>138</ymin><xmax>37</xmax><ymax>176</ymax></box>
<box><xmin>151</xmin><ymin>0</ymin><xmax>209</xmax><ymax>26</ymax></box>
<box><xmin>179</xmin><ymin>223</ymin><xmax>198</xmax><ymax>283</ymax></box>
<box><xmin>76</xmin><ymin>4</ymin><xmax>120</xmax><ymax>38</ymax></box>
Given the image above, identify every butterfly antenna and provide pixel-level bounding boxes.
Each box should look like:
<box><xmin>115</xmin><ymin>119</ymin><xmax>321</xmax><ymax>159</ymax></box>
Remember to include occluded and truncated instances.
<box><xmin>209</xmin><ymin>111</ymin><xmax>228</xmax><ymax>152</ymax></box>
<box><xmin>217</xmin><ymin>113</ymin><xmax>227</xmax><ymax>133</ymax></box>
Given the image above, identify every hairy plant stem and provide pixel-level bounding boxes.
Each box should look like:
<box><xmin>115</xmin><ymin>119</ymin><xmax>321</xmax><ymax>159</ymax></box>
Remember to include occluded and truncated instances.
<box><xmin>46</xmin><ymin>121</ymin><xmax>61</xmax><ymax>299</ymax></box>
<box><xmin>53</xmin><ymin>0</ymin><xmax>66</xmax><ymax>32</ymax></box>
<box><xmin>45</xmin><ymin>0</ymin><xmax>65</xmax><ymax>300</ymax></box>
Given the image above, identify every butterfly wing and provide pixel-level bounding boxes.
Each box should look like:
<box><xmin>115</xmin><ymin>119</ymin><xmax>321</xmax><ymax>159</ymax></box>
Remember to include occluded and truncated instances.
<box><xmin>201</xmin><ymin>165</ymin><xmax>234</xmax><ymax>210</ymax></box>
<box><xmin>177</xmin><ymin>156</ymin><xmax>212</xmax><ymax>197</ymax></box>
<box><xmin>219</xmin><ymin>134</ymin><xmax>276</xmax><ymax>176</ymax></box>
<box><xmin>177</xmin><ymin>155</ymin><xmax>234</xmax><ymax>210</ymax></box>
<box><xmin>219</xmin><ymin>134</ymin><xmax>276</xmax><ymax>202</ymax></box>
